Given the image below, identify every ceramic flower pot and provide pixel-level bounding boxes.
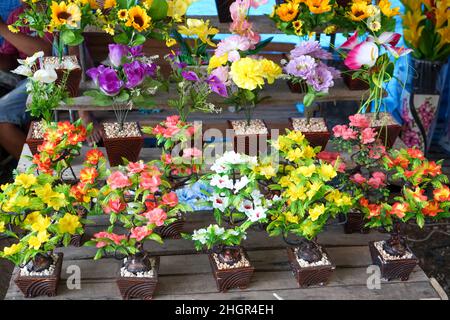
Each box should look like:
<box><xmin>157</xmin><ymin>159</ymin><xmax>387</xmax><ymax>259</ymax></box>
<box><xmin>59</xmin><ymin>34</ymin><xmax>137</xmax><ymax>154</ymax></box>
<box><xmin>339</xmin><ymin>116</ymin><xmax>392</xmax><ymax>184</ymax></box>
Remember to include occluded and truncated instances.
<box><xmin>116</xmin><ymin>255</ymin><xmax>160</xmax><ymax>300</ymax></box>
<box><xmin>215</xmin><ymin>0</ymin><xmax>234</xmax><ymax>22</ymax></box>
<box><xmin>289</xmin><ymin>117</ymin><xmax>331</xmax><ymax>150</ymax></box>
<box><xmin>208</xmin><ymin>246</ymin><xmax>255</xmax><ymax>292</ymax></box>
<box><xmin>25</xmin><ymin>121</ymin><xmax>44</xmax><ymax>155</ymax></box>
<box><xmin>14</xmin><ymin>253</ymin><xmax>63</xmax><ymax>298</ymax></box>
<box><xmin>228</xmin><ymin>119</ymin><xmax>270</xmax><ymax>156</ymax></box>
<box><xmin>102</xmin><ymin>121</ymin><xmax>144</xmax><ymax>167</ymax></box>
<box><xmin>343</xmin><ymin>71</ymin><xmax>369</xmax><ymax>91</ymax></box>
<box><xmin>41</xmin><ymin>56</ymin><xmax>82</xmax><ymax>97</ymax></box>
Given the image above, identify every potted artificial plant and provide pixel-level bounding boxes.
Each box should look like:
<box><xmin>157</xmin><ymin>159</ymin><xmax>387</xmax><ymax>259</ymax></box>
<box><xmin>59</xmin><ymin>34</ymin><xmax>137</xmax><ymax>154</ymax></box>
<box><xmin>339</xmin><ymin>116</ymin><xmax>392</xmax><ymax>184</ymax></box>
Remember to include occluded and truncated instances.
<box><xmin>85</xmin><ymin>161</ymin><xmax>191</xmax><ymax>299</ymax></box>
<box><xmin>0</xmin><ymin>172</ymin><xmax>84</xmax><ymax>298</ymax></box>
<box><xmin>282</xmin><ymin>40</ymin><xmax>340</xmax><ymax>150</ymax></box>
<box><xmin>259</xmin><ymin>130</ymin><xmax>353</xmax><ymax>287</ymax></box>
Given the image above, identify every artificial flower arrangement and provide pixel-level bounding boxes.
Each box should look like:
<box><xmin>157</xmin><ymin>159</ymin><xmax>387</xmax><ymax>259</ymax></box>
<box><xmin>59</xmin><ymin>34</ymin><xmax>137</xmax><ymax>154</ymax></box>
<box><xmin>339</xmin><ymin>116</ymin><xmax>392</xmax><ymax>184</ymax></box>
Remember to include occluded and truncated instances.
<box><xmin>97</xmin><ymin>0</ymin><xmax>195</xmax><ymax>47</ymax></box>
<box><xmin>339</xmin><ymin>31</ymin><xmax>412</xmax><ymax>114</ymax></box>
<box><xmin>0</xmin><ymin>171</ymin><xmax>84</xmax><ymax>297</ymax></box>
<box><xmin>256</xmin><ymin>130</ymin><xmax>353</xmax><ymax>286</ymax></box>
<box><xmin>142</xmin><ymin>115</ymin><xmax>203</xmax><ymax>189</ymax></box>
<box><xmin>401</xmin><ymin>0</ymin><xmax>450</xmax><ymax>62</ymax></box>
<box><xmin>84</xmin><ymin>161</ymin><xmax>191</xmax><ymax>299</ymax></box>
<box><xmin>30</xmin><ymin>120</ymin><xmax>91</xmax><ymax>181</ymax></box>
<box><xmin>183</xmin><ymin>151</ymin><xmax>270</xmax><ymax>292</ymax></box>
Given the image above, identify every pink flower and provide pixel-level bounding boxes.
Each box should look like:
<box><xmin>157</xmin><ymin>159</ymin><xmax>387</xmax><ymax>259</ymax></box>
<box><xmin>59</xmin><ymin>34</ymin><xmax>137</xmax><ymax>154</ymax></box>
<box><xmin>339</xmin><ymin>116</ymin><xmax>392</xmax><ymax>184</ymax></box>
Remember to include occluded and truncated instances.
<box><xmin>152</xmin><ymin>124</ymin><xmax>166</xmax><ymax>135</ymax></box>
<box><xmin>139</xmin><ymin>172</ymin><xmax>161</xmax><ymax>192</ymax></box>
<box><xmin>340</xmin><ymin>32</ymin><xmax>359</xmax><ymax>50</ymax></box>
<box><xmin>369</xmin><ymin>145</ymin><xmax>386</xmax><ymax>159</ymax></box>
<box><xmin>351</xmin><ymin>173</ymin><xmax>366</xmax><ymax>184</ymax></box>
<box><xmin>368</xmin><ymin>172</ymin><xmax>386</xmax><ymax>189</ymax></box>
<box><xmin>127</xmin><ymin>161</ymin><xmax>147</xmax><ymax>174</ymax></box>
<box><xmin>130</xmin><ymin>226</ymin><xmax>152</xmax><ymax>242</ymax></box>
<box><xmin>215</xmin><ymin>35</ymin><xmax>253</xmax><ymax>62</ymax></box>
<box><xmin>104</xmin><ymin>197</ymin><xmax>126</xmax><ymax>214</ymax></box>
<box><xmin>165</xmin><ymin>115</ymin><xmax>180</xmax><ymax>127</ymax></box>
<box><xmin>249</xmin><ymin>0</ymin><xmax>267</xmax><ymax>9</ymax></box>
<box><xmin>344</xmin><ymin>41</ymin><xmax>379</xmax><ymax>70</ymax></box>
<box><xmin>162</xmin><ymin>153</ymin><xmax>172</xmax><ymax>164</ymax></box>
<box><xmin>93</xmin><ymin>232</ymin><xmax>126</xmax><ymax>247</ymax></box>
<box><xmin>162</xmin><ymin>192</ymin><xmax>178</xmax><ymax>207</ymax></box>
<box><xmin>163</xmin><ymin>126</ymin><xmax>180</xmax><ymax>138</ymax></box>
<box><xmin>210</xmin><ymin>66</ymin><xmax>230</xmax><ymax>85</ymax></box>
<box><xmin>229</xmin><ymin>0</ymin><xmax>260</xmax><ymax>44</ymax></box>
<box><xmin>144</xmin><ymin>208</ymin><xmax>167</xmax><ymax>227</ymax></box>
<box><xmin>333</xmin><ymin>125</ymin><xmax>357</xmax><ymax>140</ymax></box>
<box><xmin>183</xmin><ymin>147</ymin><xmax>202</xmax><ymax>158</ymax></box>
<box><xmin>372</xmin><ymin>171</ymin><xmax>386</xmax><ymax>182</ymax></box>
<box><xmin>349</xmin><ymin>114</ymin><xmax>369</xmax><ymax>128</ymax></box>
<box><xmin>361</xmin><ymin>127</ymin><xmax>377</xmax><ymax>144</ymax></box>
<box><xmin>107</xmin><ymin>171</ymin><xmax>132</xmax><ymax>190</ymax></box>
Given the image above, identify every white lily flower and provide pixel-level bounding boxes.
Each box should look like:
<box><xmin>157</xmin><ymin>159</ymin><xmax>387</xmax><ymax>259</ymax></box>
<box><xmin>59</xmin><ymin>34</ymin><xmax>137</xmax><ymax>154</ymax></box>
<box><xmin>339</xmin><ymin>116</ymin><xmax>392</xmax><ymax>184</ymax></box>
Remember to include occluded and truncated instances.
<box><xmin>210</xmin><ymin>174</ymin><xmax>234</xmax><ymax>190</ymax></box>
<box><xmin>238</xmin><ymin>199</ymin><xmax>254</xmax><ymax>213</ymax></box>
<box><xmin>234</xmin><ymin>175</ymin><xmax>250</xmax><ymax>193</ymax></box>
<box><xmin>33</xmin><ymin>68</ymin><xmax>58</xmax><ymax>84</ymax></box>
<box><xmin>246</xmin><ymin>206</ymin><xmax>267</xmax><ymax>222</ymax></box>
<box><xmin>11</xmin><ymin>65</ymin><xmax>33</xmax><ymax>77</ymax></box>
<box><xmin>210</xmin><ymin>193</ymin><xmax>229</xmax><ymax>212</ymax></box>
<box><xmin>17</xmin><ymin>51</ymin><xmax>44</xmax><ymax>66</ymax></box>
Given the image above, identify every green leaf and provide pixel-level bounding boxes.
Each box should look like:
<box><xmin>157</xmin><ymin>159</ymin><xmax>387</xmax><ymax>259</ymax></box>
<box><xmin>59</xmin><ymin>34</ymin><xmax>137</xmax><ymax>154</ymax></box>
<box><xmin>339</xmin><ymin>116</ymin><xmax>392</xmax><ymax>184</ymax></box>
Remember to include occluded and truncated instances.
<box><xmin>149</xmin><ymin>0</ymin><xmax>168</xmax><ymax>20</ymax></box>
<box><xmin>131</xmin><ymin>34</ymin><xmax>146</xmax><ymax>46</ymax></box>
<box><xmin>303</xmin><ymin>93</ymin><xmax>315</xmax><ymax>107</ymax></box>
<box><xmin>61</xmin><ymin>30</ymin><xmax>76</xmax><ymax>45</ymax></box>
<box><xmin>114</xmin><ymin>32</ymin><xmax>130</xmax><ymax>45</ymax></box>
<box><xmin>416</xmin><ymin>214</ymin><xmax>425</xmax><ymax>229</ymax></box>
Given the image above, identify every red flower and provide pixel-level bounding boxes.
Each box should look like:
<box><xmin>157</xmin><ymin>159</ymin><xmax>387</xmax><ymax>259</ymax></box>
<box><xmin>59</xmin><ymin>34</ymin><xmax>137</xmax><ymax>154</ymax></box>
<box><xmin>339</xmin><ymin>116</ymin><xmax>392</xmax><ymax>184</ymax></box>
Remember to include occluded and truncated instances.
<box><xmin>407</xmin><ymin>187</ymin><xmax>428</xmax><ymax>202</ymax></box>
<box><xmin>85</xmin><ymin>149</ymin><xmax>104</xmax><ymax>165</ymax></box>
<box><xmin>359</xmin><ymin>197</ymin><xmax>369</xmax><ymax>207</ymax></box>
<box><xmin>107</xmin><ymin>171</ymin><xmax>132</xmax><ymax>190</ymax></box>
<box><xmin>433</xmin><ymin>186</ymin><xmax>450</xmax><ymax>202</ymax></box>
<box><xmin>390</xmin><ymin>202</ymin><xmax>409</xmax><ymax>218</ymax></box>
<box><xmin>38</xmin><ymin>141</ymin><xmax>57</xmax><ymax>155</ymax></box>
<box><xmin>424</xmin><ymin>161</ymin><xmax>442</xmax><ymax>177</ymax></box>
<box><xmin>104</xmin><ymin>197</ymin><xmax>126</xmax><ymax>214</ymax></box>
<box><xmin>57</xmin><ymin>121</ymin><xmax>75</xmax><ymax>135</ymax></box>
<box><xmin>367</xmin><ymin>204</ymin><xmax>382</xmax><ymax>218</ymax></box>
<box><xmin>422</xmin><ymin>201</ymin><xmax>443</xmax><ymax>217</ymax></box>
<box><xmin>144</xmin><ymin>208</ymin><xmax>167</xmax><ymax>227</ymax></box>
<box><xmin>70</xmin><ymin>183</ymin><xmax>88</xmax><ymax>202</ymax></box>
<box><xmin>130</xmin><ymin>226</ymin><xmax>152</xmax><ymax>241</ymax></box>
<box><xmin>93</xmin><ymin>231</ymin><xmax>126</xmax><ymax>247</ymax></box>
<box><xmin>407</xmin><ymin>148</ymin><xmax>425</xmax><ymax>160</ymax></box>
<box><xmin>32</xmin><ymin>153</ymin><xmax>53</xmax><ymax>174</ymax></box>
<box><xmin>139</xmin><ymin>172</ymin><xmax>161</xmax><ymax>192</ymax></box>
<box><xmin>162</xmin><ymin>192</ymin><xmax>178</xmax><ymax>207</ymax></box>
<box><xmin>80</xmin><ymin>167</ymin><xmax>98</xmax><ymax>184</ymax></box>
<box><xmin>145</xmin><ymin>194</ymin><xmax>158</xmax><ymax>210</ymax></box>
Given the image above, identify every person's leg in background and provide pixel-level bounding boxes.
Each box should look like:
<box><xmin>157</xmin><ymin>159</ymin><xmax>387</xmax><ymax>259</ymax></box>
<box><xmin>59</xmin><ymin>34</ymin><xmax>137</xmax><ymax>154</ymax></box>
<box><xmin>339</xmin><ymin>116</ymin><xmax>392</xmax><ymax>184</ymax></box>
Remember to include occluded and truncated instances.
<box><xmin>0</xmin><ymin>79</ymin><xmax>29</xmax><ymax>160</ymax></box>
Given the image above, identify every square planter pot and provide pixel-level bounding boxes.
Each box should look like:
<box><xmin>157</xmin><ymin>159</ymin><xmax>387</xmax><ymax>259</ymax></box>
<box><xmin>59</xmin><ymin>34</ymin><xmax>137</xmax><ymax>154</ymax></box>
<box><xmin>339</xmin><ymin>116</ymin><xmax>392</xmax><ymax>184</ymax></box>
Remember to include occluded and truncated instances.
<box><xmin>208</xmin><ymin>248</ymin><xmax>255</xmax><ymax>293</ymax></box>
<box><xmin>369</xmin><ymin>241</ymin><xmax>418</xmax><ymax>281</ymax></box>
<box><xmin>42</xmin><ymin>56</ymin><xmax>82</xmax><ymax>98</ymax></box>
<box><xmin>14</xmin><ymin>253</ymin><xmax>63</xmax><ymax>298</ymax></box>
<box><xmin>289</xmin><ymin>117</ymin><xmax>331</xmax><ymax>150</ymax></box>
<box><xmin>26</xmin><ymin>121</ymin><xmax>44</xmax><ymax>155</ymax></box>
<box><xmin>367</xmin><ymin>112</ymin><xmax>402</xmax><ymax>148</ymax></box>
<box><xmin>155</xmin><ymin>217</ymin><xmax>185</xmax><ymax>239</ymax></box>
<box><xmin>339</xmin><ymin>211</ymin><xmax>370</xmax><ymax>234</ymax></box>
<box><xmin>102</xmin><ymin>122</ymin><xmax>144</xmax><ymax>167</ymax></box>
<box><xmin>343</xmin><ymin>72</ymin><xmax>369</xmax><ymax>91</ymax></box>
<box><xmin>228</xmin><ymin>119</ymin><xmax>270</xmax><ymax>156</ymax></box>
<box><xmin>116</xmin><ymin>257</ymin><xmax>160</xmax><ymax>300</ymax></box>
<box><xmin>286</xmin><ymin>247</ymin><xmax>335</xmax><ymax>287</ymax></box>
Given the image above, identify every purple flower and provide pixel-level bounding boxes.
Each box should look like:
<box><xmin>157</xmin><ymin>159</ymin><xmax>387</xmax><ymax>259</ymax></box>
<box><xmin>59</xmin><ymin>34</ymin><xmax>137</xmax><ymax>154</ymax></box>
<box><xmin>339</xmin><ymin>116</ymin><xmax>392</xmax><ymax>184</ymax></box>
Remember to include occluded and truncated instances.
<box><xmin>317</xmin><ymin>61</ymin><xmax>341</xmax><ymax>79</ymax></box>
<box><xmin>144</xmin><ymin>63</ymin><xmax>157</xmax><ymax>77</ymax></box>
<box><xmin>181</xmin><ymin>70</ymin><xmax>199</xmax><ymax>82</ymax></box>
<box><xmin>123</xmin><ymin>60</ymin><xmax>147</xmax><ymax>89</ymax></box>
<box><xmin>108</xmin><ymin>44</ymin><xmax>129</xmax><ymax>68</ymax></box>
<box><xmin>207</xmin><ymin>75</ymin><xmax>228</xmax><ymax>97</ymax></box>
<box><xmin>98</xmin><ymin>67</ymin><xmax>123</xmax><ymax>96</ymax></box>
<box><xmin>130</xmin><ymin>45</ymin><xmax>143</xmax><ymax>57</ymax></box>
<box><xmin>306</xmin><ymin>66</ymin><xmax>334</xmax><ymax>92</ymax></box>
<box><xmin>86</xmin><ymin>65</ymin><xmax>107</xmax><ymax>86</ymax></box>
<box><xmin>284</xmin><ymin>55</ymin><xmax>317</xmax><ymax>79</ymax></box>
<box><xmin>290</xmin><ymin>41</ymin><xmax>332</xmax><ymax>60</ymax></box>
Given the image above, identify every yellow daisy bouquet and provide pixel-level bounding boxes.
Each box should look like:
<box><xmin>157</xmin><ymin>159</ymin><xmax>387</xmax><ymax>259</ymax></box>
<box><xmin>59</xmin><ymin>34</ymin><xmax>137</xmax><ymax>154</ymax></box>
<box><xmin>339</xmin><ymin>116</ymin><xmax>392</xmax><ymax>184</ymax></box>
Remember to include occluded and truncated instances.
<box><xmin>97</xmin><ymin>0</ymin><xmax>195</xmax><ymax>47</ymax></box>
<box><xmin>257</xmin><ymin>130</ymin><xmax>353</xmax><ymax>261</ymax></box>
<box><xmin>9</xmin><ymin>0</ymin><xmax>101</xmax><ymax>60</ymax></box>
<box><xmin>0</xmin><ymin>171</ymin><xmax>83</xmax><ymax>268</ymax></box>
<box><xmin>401</xmin><ymin>0</ymin><xmax>450</xmax><ymax>61</ymax></box>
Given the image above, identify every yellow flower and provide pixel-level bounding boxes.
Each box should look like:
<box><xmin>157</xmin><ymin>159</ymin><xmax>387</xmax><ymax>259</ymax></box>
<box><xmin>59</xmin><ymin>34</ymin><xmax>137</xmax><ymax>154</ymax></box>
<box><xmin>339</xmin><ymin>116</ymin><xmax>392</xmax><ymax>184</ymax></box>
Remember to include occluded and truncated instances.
<box><xmin>3</xmin><ymin>243</ymin><xmax>22</xmax><ymax>256</ymax></box>
<box><xmin>35</xmin><ymin>183</ymin><xmax>55</xmax><ymax>202</ymax></box>
<box><xmin>368</xmin><ymin>20</ymin><xmax>381</xmax><ymax>32</ymax></box>
<box><xmin>166</xmin><ymin>37</ymin><xmax>177</xmax><ymax>47</ymax></box>
<box><xmin>348</xmin><ymin>2</ymin><xmax>372</xmax><ymax>21</ymax></box>
<box><xmin>14</xmin><ymin>173</ymin><xmax>37</xmax><ymax>189</ymax></box>
<box><xmin>292</xmin><ymin>20</ymin><xmax>304</xmax><ymax>36</ymax></box>
<box><xmin>103</xmin><ymin>0</ymin><xmax>116</xmax><ymax>9</ymax></box>
<box><xmin>12</xmin><ymin>195</ymin><xmax>30</xmax><ymax>208</ymax></box>
<box><xmin>287</xmin><ymin>130</ymin><xmax>305</xmax><ymax>144</ymax></box>
<box><xmin>286</xmin><ymin>184</ymin><xmax>307</xmax><ymax>201</ymax></box>
<box><xmin>436</xmin><ymin>1</ymin><xmax>450</xmax><ymax>29</ymax></box>
<box><xmin>301</xmin><ymin>145</ymin><xmax>316</xmax><ymax>159</ymax></box>
<box><xmin>324</xmin><ymin>25</ymin><xmax>337</xmax><ymax>35</ymax></box>
<box><xmin>167</xmin><ymin>0</ymin><xmax>190</xmax><ymax>22</ymax></box>
<box><xmin>24</xmin><ymin>211</ymin><xmax>41</xmax><ymax>226</ymax></box>
<box><xmin>287</xmin><ymin>148</ymin><xmax>303</xmax><ymax>162</ymax></box>
<box><xmin>297</xmin><ymin>164</ymin><xmax>316</xmax><ymax>178</ymax></box>
<box><xmin>0</xmin><ymin>221</ymin><xmax>5</xmax><ymax>233</ymax></box>
<box><xmin>117</xmin><ymin>9</ymin><xmax>128</xmax><ymax>21</ymax></box>
<box><xmin>208</xmin><ymin>53</ymin><xmax>228</xmax><ymax>71</ymax></box>
<box><xmin>31</xmin><ymin>216</ymin><xmax>51</xmax><ymax>233</ymax></box>
<box><xmin>275</xmin><ymin>135</ymin><xmax>294</xmax><ymax>152</ymax></box>
<box><xmin>437</xmin><ymin>26</ymin><xmax>450</xmax><ymax>50</ymax></box>
<box><xmin>58</xmin><ymin>213</ymin><xmax>81</xmax><ymax>235</ymax></box>
<box><xmin>142</xmin><ymin>0</ymin><xmax>154</xmax><ymax>9</ymax></box>
<box><xmin>276</xmin><ymin>2</ymin><xmax>299</xmax><ymax>22</ymax></box>
<box><xmin>256</xmin><ymin>164</ymin><xmax>277</xmax><ymax>179</ymax></box>
<box><xmin>51</xmin><ymin>1</ymin><xmax>81</xmax><ymax>28</ymax></box>
<box><xmin>306</xmin><ymin>0</ymin><xmax>332</xmax><ymax>14</ymax></box>
<box><xmin>319</xmin><ymin>163</ymin><xmax>337</xmax><ymax>181</ymax></box>
<box><xmin>103</xmin><ymin>24</ymin><xmax>115</xmax><ymax>35</ymax></box>
<box><xmin>279</xmin><ymin>176</ymin><xmax>292</xmax><ymax>188</ymax></box>
<box><xmin>28</xmin><ymin>232</ymin><xmax>48</xmax><ymax>250</ymax></box>
<box><xmin>403</xmin><ymin>11</ymin><xmax>425</xmax><ymax>48</ymax></box>
<box><xmin>8</xmin><ymin>25</ymin><xmax>19</xmax><ymax>33</ymax></box>
<box><xmin>80</xmin><ymin>0</ymin><xmax>99</xmax><ymax>9</ymax></box>
<box><xmin>260</xmin><ymin>59</ymin><xmax>282</xmax><ymax>84</ymax></box>
<box><xmin>336</xmin><ymin>194</ymin><xmax>352</xmax><ymax>207</ymax></box>
<box><xmin>285</xmin><ymin>211</ymin><xmax>299</xmax><ymax>224</ymax></box>
<box><xmin>178</xmin><ymin>19</ymin><xmax>219</xmax><ymax>47</ymax></box>
<box><xmin>309</xmin><ymin>203</ymin><xmax>325</xmax><ymax>221</ymax></box>
<box><xmin>229</xmin><ymin>57</ymin><xmax>265</xmax><ymax>91</ymax></box>
<box><xmin>379</xmin><ymin>0</ymin><xmax>400</xmax><ymax>17</ymax></box>
<box><xmin>47</xmin><ymin>192</ymin><xmax>68</xmax><ymax>211</ymax></box>
<box><xmin>125</xmin><ymin>6</ymin><xmax>151</xmax><ymax>32</ymax></box>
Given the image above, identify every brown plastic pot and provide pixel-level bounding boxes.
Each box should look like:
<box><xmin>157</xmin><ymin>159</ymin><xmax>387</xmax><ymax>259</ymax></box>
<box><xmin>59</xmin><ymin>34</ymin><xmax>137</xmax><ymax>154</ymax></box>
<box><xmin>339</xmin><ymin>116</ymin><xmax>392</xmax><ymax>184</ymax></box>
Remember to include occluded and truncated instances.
<box><xmin>343</xmin><ymin>72</ymin><xmax>369</xmax><ymax>91</ymax></box>
<box><xmin>339</xmin><ymin>210</ymin><xmax>370</xmax><ymax>234</ymax></box>
<box><xmin>25</xmin><ymin>121</ymin><xmax>44</xmax><ymax>155</ymax></box>
<box><xmin>228</xmin><ymin>119</ymin><xmax>270</xmax><ymax>156</ymax></box>
<box><xmin>289</xmin><ymin>117</ymin><xmax>331</xmax><ymax>150</ymax></box>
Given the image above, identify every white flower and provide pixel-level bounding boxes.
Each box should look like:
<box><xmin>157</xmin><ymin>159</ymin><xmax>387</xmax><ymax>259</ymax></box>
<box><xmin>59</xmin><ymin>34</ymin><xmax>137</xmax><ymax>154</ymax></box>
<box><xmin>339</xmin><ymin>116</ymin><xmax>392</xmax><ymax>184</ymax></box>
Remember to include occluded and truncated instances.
<box><xmin>11</xmin><ymin>65</ymin><xmax>33</xmax><ymax>77</ymax></box>
<box><xmin>208</xmin><ymin>224</ymin><xmax>225</xmax><ymax>236</ymax></box>
<box><xmin>221</xmin><ymin>151</ymin><xmax>245</xmax><ymax>165</ymax></box>
<box><xmin>210</xmin><ymin>162</ymin><xmax>228</xmax><ymax>174</ymax></box>
<box><xmin>238</xmin><ymin>199</ymin><xmax>254</xmax><ymax>213</ymax></box>
<box><xmin>17</xmin><ymin>51</ymin><xmax>44</xmax><ymax>67</ymax></box>
<box><xmin>251</xmin><ymin>190</ymin><xmax>263</xmax><ymax>205</ymax></box>
<box><xmin>210</xmin><ymin>193</ymin><xmax>229</xmax><ymax>212</ymax></box>
<box><xmin>33</xmin><ymin>68</ymin><xmax>58</xmax><ymax>84</ymax></box>
<box><xmin>234</xmin><ymin>176</ymin><xmax>250</xmax><ymax>193</ymax></box>
<box><xmin>246</xmin><ymin>206</ymin><xmax>267</xmax><ymax>222</ymax></box>
<box><xmin>210</xmin><ymin>174</ymin><xmax>234</xmax><ymax>190</ymax></box>
<box><xmin>192</xmin><ymin>228</ymin><xmax>208</xmax><ymax>244</ymax></box>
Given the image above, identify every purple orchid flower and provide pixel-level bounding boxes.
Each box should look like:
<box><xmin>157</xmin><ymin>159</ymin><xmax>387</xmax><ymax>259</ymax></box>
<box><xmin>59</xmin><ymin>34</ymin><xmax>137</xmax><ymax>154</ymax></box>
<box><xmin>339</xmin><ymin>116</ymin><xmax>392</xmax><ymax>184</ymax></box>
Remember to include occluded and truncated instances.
<box><xmin>181</xmin><ymin>70</ymin><xmax>199</xmax><ymax>82</ymax></box>
<box><xmin>144</xmin><ymin>63</ymin><xmax>157</xmax><ymax>77</ymax></box>
<box><xmin>207</xmin><ymin>75</ymin><xmax>228</xmax><ymax>97</ymax></box>
<box><xmin>86</xmin><ymin>65</ymin><xmax>107</xmax><ymax>86</ymax></box>
<box><xmin>130</xmin><ymin>45</ymin><xmax>144</xmax><ymax>57</ymax></box>
<box><xmin>123</xmin><ymin>60</ymin><xmax>147</xmax><ymax>89</ymax></box>
<box><xmin>108</xmin><ymin>44</ymin><xmax>129</xmax><ymax>68</ymax></box>
<box><xmin>98</xmin><ymin>67</ymin><xmax>123</xmax><ymax>96</ymax></box>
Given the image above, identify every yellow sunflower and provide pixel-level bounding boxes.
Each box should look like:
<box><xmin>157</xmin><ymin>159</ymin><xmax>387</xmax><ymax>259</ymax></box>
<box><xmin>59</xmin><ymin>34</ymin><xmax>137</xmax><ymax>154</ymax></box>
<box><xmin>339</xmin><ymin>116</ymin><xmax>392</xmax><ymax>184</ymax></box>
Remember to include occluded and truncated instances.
<box><xmin>51</xmin><ymin>1</ymin><xmax>82</xmax><ymax>28</ymax></box>
<box><xmin>306</xmin><ymin>0</ymin><xmax>332</xmax><ymax>14</ymax></box>
<box><xmin>348</xmin><ymin>2</ymin><xmax>371</xmax><ymax>21</ymax></box>
<box><xmin>125</xmin><ymin>6</ymin><xmax>151</xmax><ymax>32</ymax></box>
<box><xmin>275</xmin><ymin>2</ymin><xmax>299</xmax><ymax>22</ymax></box>
<box><xmin>103</xmin><ymin>0</ymin><xmax>117</xmax><ymax>9</ymax></box>
<box><xmin>117</xmin><ymin>9</ymin><xmax>128</xmax><ymax>21</ymax></box>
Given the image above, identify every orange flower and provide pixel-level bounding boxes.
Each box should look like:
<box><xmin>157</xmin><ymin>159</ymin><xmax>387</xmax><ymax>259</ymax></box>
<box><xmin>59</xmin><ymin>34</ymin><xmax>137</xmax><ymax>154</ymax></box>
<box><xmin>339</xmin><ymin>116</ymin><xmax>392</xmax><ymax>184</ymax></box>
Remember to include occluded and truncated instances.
<box><xmin>387</xmin><ymin>155</ymin><xmax>409</xmax><ymax>169</ymax></box>
<box><xmin>422</xmin><ymin>201</ymin><xmax>444</xmax><ymax>217</ymax></box>
<box><xmin>38</xmin><ymin>141</ymin><xmax>57</xmax><ymax>155</ymax></box>
<box><xmin>276</xmin><ymin>2</ymin><xmax>299</xmax><ymax>22</ymax></box>
<box><xmin>43</xmin><ymin>129</ymin><xmax>62</xmax><ymax>144</ymax></box>
<box><xmin>367</xmin><ymin>204</ymin><xmax>382</xmax><ymax>218</ymax></box>
<box><xmin>57</xmin><ymin>121</ymin><xmax>75</xmax><ymax>135</ymax></box>
<box><xmin>306</xmin><ymin>0</ymin><xmax>332</xmax><ymax>14</ymax></box>
<box><xmin>70</xmin><ymin>183</ymin><xmax>88</xmax><ymax>202</ymax></box>
<box><xmin>390</xmin><ymin>202</ymin><xmax>409</xmax><ymax>218</ymax></box>
<box><xmin>359</xmin><ymin>197</ymin><xmax>369</xmax><ymax>207</ymax></box>
<box><xmin>86</xmin><ymin>149</ymin><xmax>104</xmax><ymax>166</ymax></box>
<box><xmin>424</xmin><ymin>161</ymin><xmax>442</xmax><ymax>177</ymax></box>
<box><xmin>80</xmin><ymin>167</ymin><xmax>99</xmax><ymax>184</ymax></box>
<box><xmin>407</xmin><ymin>187</ymin><xmax>428</xmax><ymax>202</ymax></box>
<box><xmin>407</xmin><ymin>148</ymin><xmax>425</xmax><ymax>160</ymax></box>
<box><xmin>434</xmin><ymin>186</ymin><xmax>450</xmax><ymax>202</ymax></box>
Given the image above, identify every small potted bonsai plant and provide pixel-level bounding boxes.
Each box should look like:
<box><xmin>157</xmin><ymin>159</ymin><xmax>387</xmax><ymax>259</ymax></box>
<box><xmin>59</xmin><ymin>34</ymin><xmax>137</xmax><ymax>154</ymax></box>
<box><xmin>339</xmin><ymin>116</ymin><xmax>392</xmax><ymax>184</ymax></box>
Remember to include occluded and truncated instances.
<box><xmin>85</xmin><ymin>44</ymin><xmax>163</xmax><ymax>166</ymax></box>
<box><xmin>12</xmin><ymin>52</ymin><xmax>70</xmax><ymax>155</ymax></box>
<box><xmin>0</xmin><ymin>171</ymin><xmax>83</xmax><ymax>298</ymax></box>
<box><xmin>362</xmin><ymin>147</ymin><xmax>450</xmax><ymax>281</ymax></box>
<box><xmin>282</xmin><ymin>40</ymin><xmax>340</xmax><ymax>150</ymax></box>
<box><xmin>259</xmin><ymin>130</ymin><xmax>353</xmax><ymax>287</ymax></box>
<box><xmin>85</xmin><ymin>161</ymin><xmax>191</xmax><ymax>299</ymax></box>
